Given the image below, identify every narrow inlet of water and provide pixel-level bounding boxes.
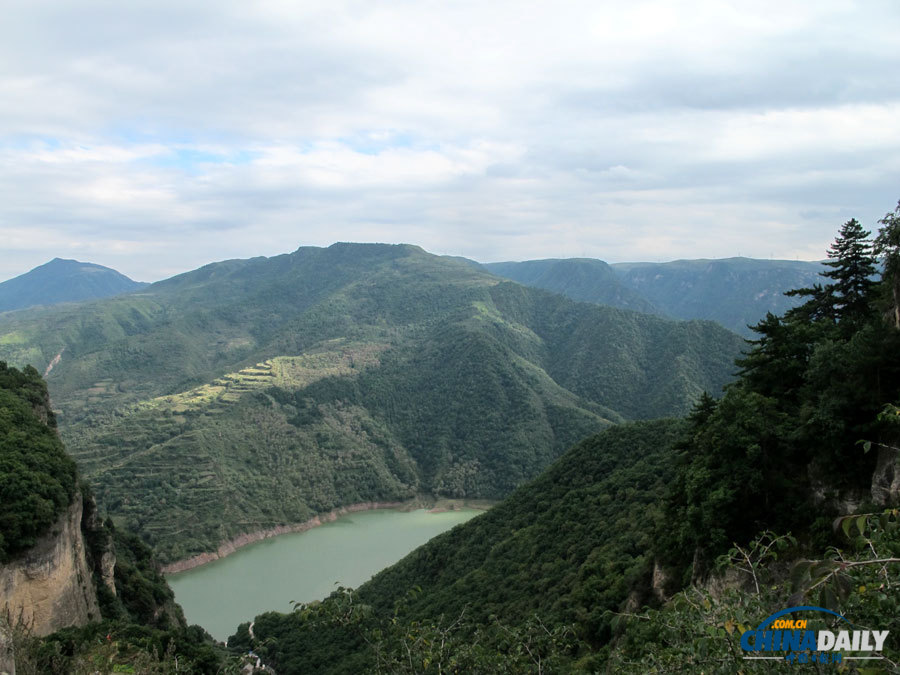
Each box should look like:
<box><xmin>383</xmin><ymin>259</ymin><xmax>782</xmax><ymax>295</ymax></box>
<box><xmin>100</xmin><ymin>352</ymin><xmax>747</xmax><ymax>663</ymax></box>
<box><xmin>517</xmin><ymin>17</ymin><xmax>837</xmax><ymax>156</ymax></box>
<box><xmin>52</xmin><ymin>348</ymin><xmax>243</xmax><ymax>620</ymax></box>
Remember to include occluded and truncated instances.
<box><xmin>167</xmin><ymin>508</ymin><xmax>482</xmax><ymax>641</ymax></box>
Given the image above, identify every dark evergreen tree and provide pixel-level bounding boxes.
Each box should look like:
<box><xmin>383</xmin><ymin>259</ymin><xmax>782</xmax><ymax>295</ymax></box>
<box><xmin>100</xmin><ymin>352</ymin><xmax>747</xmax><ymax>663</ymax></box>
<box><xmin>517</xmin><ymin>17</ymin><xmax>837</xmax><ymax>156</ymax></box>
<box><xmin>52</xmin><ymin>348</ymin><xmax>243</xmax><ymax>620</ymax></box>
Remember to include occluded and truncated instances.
<box><xmin>777</xmin><ymin>219</ymin><xmax>877</xmax><ymax>334</ymax></box>
<box><xmin>821</xmin><ymin>218</ymin><xmax>877</xmax><ymax>327</ymax></box>
<box><xmin>736</xmin><ymin>312</ymin><xmax>813</xmax><ymax>403</ymax></box>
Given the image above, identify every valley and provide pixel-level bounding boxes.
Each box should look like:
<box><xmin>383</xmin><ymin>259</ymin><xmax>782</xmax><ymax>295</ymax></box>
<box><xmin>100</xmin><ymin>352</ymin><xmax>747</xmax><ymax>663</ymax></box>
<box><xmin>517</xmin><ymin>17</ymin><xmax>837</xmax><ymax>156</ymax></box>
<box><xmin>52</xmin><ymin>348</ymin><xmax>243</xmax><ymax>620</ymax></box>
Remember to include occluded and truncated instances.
<box><xmin>4</xmin><ymin>225</ymin><xmax>897</xmax><ymax>672</ymax></box>
<box><xmin>2</xmin><ymin>5</ymin><xmax>896</xmax><ymax>671</ymax></box>
<box><xmin>0</xmin><ymin>243</ymin><xmax>744</xmax><ymax>565</ymax></box>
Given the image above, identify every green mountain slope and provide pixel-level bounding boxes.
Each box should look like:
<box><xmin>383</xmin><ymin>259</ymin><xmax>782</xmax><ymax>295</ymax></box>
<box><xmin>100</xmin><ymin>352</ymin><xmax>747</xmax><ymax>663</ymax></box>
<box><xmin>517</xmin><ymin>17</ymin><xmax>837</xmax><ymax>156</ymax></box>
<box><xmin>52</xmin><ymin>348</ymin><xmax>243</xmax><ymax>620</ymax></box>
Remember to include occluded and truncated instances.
<box><xmin>0</xmin><ymin>258</ymin><xmax>146</xmax><ymax>313</ymax></box>
<box><xmin>0</xmin><ymin>362</ymin><xmax>226</xmax><ymax>673</ymax></box>
<box><xmin>0</xmin><ymin>243</ymin><xmax>743</xmax><ymax>562</ymax></box>
<box><xmin>358</xmin><ymin>419</ymin><xmax>682</xmax><ymax>639</ymax></box>
<box><xmin>0</xmin><ymin>362</ymin><xmax>77</xmax><ymax>562</ymax></box>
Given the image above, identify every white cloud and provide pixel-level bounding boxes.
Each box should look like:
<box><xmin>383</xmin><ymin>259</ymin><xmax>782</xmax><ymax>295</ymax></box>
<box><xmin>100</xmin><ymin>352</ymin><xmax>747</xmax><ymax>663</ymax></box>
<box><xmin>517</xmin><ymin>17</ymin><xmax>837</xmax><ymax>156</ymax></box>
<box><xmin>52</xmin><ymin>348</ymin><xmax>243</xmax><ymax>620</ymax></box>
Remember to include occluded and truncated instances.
<box><xmin>0</xmin><ymin>0</ymin><xmax>899</xmax><ymax>281</ymax></box>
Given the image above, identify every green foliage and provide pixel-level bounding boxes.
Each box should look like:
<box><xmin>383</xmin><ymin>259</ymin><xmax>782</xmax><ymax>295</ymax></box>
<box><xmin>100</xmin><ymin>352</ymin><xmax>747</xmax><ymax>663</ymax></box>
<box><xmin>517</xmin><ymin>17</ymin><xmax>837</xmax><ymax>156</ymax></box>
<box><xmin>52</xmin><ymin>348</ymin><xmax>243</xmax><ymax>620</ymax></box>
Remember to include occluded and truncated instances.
<box><xmin>0</xmin><ymin>361</ymin><xmax>78</xmax><ymax>561</ymax></box>
<box><xmin>13</xmin><ymin>619</ymin><xmax>231</xmax><ymax>674</ymax></box>
<box><xmin>110</xmin><ymin>527</ymin><xmax>183</xmax><ymax>629</ymax></box>
<box><xmin>608</xmin><ymin>518</ymin><xmax>900</xmax><ymax>673</ymax></box>
<box><xmin>0</xmin><ymin>365</ymin><xmax>228</xmax><ymax>672</ymax></box>
<box><xmin>821</xmin><ymin>218</ymin><xmax>879</xmax><ymax>328</ymax></box>
<box><xmin>233</xmin><ymin>587</ymin><xmax>579</xmax><ymax>674</ymax></box>
<box><xmin>876</xmin><ymin>201</ymin><xmax>900</xmax><ymax>328</ymax></box>
<box><xmin>657</xmin><ymin>390</ymin><xmax>806</xmax><ymax>573</ymax></box>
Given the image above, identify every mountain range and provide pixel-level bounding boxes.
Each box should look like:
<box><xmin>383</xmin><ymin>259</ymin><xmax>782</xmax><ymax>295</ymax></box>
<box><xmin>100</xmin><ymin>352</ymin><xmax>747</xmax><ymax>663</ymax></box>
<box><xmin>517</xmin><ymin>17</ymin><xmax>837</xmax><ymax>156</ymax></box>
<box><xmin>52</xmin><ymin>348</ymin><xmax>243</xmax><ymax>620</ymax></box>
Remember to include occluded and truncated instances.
<box><xmin>0</xmin><ymin>243</ymin><xmax>742</xmax><ymax>563</ymax></box>
<box><xmin>2</xmin><ymin>254</ymin><xmax>824</xmax><ymax>338</ymax></box>
<box><xmin>3</xmin><ymin>227</ymin><xmax>898</xmax><ymax>673</ymax></box>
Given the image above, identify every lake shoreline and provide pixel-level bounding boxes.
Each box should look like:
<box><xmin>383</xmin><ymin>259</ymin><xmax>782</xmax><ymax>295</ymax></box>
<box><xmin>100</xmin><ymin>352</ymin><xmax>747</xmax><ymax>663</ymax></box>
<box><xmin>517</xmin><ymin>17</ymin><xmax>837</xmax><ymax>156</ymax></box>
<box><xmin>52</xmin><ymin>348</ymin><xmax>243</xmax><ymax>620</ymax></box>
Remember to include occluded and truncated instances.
<box><xmin>162</xmin><ymin>498</ymin><xmax>493</xmax><ymax>575</ymax></box>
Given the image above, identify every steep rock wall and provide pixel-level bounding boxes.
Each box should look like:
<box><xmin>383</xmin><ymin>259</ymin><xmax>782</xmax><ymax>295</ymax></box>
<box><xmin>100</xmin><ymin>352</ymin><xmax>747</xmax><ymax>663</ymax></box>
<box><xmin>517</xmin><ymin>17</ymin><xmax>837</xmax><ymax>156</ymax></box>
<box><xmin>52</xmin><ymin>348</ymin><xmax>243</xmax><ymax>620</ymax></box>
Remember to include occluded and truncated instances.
<box><xmin>0</xmin><ymin>494</ymin><xmax>99</xmax><ymax>636</ymax></box>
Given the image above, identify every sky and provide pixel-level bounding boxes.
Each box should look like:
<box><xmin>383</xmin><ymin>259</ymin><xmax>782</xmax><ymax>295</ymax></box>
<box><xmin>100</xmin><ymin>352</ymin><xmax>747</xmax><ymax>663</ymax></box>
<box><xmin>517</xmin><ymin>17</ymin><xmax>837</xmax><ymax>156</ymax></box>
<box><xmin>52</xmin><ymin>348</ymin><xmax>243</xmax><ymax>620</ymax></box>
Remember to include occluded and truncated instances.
<box><xmin>2</xmin><ymin>1</ymin><xmax>899</xmax><ymax>282</ymax></box>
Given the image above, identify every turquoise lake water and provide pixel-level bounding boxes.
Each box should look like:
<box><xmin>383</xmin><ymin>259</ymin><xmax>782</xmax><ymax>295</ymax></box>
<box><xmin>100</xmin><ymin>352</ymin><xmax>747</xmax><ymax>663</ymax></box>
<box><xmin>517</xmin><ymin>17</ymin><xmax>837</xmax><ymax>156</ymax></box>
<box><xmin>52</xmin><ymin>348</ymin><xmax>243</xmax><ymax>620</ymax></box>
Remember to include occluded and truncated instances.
<box><xmin>167</xmin><ymin>508</ymin><xmax>481</xmax><ymax>641</ymax></box>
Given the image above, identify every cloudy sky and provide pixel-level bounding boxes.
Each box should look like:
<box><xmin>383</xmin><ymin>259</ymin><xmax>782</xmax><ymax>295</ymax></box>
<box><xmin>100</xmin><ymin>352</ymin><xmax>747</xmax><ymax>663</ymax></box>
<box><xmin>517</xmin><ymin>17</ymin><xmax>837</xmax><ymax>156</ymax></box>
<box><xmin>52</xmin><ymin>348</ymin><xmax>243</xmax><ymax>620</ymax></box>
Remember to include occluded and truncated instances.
<box><xmin>2</xmin><ymin>0</ymin><xmax>899</xmax><ymax>282</ymax></box>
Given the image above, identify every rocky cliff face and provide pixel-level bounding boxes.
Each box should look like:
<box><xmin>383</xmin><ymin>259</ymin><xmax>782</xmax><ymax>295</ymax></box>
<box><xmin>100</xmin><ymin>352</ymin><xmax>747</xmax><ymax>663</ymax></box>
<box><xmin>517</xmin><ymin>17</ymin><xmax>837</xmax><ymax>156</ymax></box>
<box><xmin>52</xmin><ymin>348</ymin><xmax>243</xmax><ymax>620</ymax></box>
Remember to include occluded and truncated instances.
<box><xmin>0</xmin><ymin>493</ymin><xmax>100</xmax><ymax>637</ymax></box>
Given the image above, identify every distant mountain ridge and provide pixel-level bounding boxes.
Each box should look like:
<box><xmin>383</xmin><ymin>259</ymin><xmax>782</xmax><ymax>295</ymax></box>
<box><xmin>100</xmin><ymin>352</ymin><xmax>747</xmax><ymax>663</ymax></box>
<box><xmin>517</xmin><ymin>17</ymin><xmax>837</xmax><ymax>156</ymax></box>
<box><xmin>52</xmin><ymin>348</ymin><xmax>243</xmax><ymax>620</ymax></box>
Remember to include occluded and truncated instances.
<box><xmin>0</xmin><ymin>258</ymin><xmax>146</xmax><ymax>313</ymax></box>
<box><xmin>484</xmin><ymin>256</ymin><xmax>823</xmax><ymax>336</ymax></box>
<box><xmin>484</xmin><ymin>259</ymin><xmax>661</xmax><ymax>315</ymax></box>
<box><xmin>612</xmin><ymin>257</ymin><xmax>824</xmax><ymax>335</ymax></box>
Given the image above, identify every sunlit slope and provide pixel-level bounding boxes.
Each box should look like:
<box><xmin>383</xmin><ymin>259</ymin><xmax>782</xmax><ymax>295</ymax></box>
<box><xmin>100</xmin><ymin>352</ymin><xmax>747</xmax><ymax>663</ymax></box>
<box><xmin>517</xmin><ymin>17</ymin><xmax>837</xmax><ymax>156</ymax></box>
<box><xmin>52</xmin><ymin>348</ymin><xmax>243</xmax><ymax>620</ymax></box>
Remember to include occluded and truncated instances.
<box><xmin>0</xmin><ymin>243</ymin><xmax>743</xmax><ymax>562</ymax></box>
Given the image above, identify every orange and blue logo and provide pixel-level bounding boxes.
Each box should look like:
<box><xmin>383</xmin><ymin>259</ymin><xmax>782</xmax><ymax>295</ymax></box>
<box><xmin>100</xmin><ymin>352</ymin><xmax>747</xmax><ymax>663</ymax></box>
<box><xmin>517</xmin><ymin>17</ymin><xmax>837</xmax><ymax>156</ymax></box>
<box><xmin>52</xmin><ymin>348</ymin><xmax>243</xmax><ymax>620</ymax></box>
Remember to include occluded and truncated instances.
<box><xmin>740</xmin><ymin>606</ymin><xmax>889</xmax><ymax>665</ymax></box>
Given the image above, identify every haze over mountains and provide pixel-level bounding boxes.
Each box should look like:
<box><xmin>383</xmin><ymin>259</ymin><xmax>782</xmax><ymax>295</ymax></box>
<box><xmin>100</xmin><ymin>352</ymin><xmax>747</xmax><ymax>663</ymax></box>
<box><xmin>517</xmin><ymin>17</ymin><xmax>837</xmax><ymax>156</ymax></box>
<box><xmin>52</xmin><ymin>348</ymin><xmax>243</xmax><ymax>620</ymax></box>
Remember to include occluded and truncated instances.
<box><xmin>484</xmin><ymin>257</ymin><xmax>823</xmax><ymax>336</ymax></box>
<box><xmin>0</xmin><ymin>242</ymin><xmax>743</xmax><ymax>563</ymax></box>
<box><xmin>0</xmin><ymin>258</ymin><xmax>146</xmax><ymax>313</ymax></box>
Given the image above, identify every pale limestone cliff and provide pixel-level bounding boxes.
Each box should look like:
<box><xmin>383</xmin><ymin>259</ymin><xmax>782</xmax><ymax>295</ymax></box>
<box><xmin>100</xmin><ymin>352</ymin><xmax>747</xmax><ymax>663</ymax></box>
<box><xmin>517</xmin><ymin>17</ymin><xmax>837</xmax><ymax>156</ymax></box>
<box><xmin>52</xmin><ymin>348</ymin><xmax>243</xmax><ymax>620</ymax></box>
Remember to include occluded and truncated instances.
<box><xmin>0</xmin><ymin>494</ymin><xmax>100</xmax><ymax>637</ymax></box>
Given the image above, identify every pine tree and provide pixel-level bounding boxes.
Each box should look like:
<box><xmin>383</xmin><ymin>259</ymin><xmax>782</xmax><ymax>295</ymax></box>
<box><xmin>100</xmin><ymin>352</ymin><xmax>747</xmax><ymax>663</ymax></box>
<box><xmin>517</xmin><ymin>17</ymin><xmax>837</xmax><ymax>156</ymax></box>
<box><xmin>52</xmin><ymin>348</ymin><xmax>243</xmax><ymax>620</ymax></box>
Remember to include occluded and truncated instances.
<box><xmin>821</xmin><ymin>218</ymin><xmax>877</xmax><ymax>327</ymax></box>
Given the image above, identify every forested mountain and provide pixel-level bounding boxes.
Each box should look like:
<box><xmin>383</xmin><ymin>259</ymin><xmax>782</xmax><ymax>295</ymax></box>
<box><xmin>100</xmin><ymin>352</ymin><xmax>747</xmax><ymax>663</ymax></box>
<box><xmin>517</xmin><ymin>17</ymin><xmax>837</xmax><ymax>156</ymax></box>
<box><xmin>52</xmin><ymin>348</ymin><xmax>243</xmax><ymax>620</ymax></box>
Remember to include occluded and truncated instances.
<box><xmin>485</xmin><ymin>256</ymin><xmax>823</xmax><ymax>336</ymax></box>
<box><xmin>232</xmin><ymin>209</ymin><xmax>900</xmax><ymax>672</ymax></box>
<box><xmin>0</xmin><ymin>243</ymin><xmax>742</xmax><ymax>564</ymax></box>
<box><xmin>0</xmin><ymin>258</ymin><xmax>146</xmax><ymax>313</ymax></box>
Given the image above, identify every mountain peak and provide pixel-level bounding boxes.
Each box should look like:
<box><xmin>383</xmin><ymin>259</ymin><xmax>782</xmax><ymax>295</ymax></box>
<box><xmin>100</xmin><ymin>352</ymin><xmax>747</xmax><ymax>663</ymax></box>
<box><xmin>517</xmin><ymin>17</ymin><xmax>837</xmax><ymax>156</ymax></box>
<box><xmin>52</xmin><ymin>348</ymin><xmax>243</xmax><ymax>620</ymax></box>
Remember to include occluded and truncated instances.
<box><xmin>0</xmin><ymin>259</ymin><xmax>146</xmax><ymax>313</ymax></box>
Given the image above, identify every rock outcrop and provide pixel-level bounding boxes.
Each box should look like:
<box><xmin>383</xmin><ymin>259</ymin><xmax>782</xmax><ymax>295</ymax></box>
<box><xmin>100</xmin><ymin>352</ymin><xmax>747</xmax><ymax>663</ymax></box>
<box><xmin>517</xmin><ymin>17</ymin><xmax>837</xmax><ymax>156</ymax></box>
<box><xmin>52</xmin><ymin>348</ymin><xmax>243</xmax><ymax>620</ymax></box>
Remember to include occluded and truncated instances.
<box><xmin>0</xmin><ymin>493</ymin><xmax>100</xmax><ymax>637</ymax></box>
<box><xmin>872</xmin><ymin>443</ymin><xmax>900</xmax><ymax>506</ymax></box>
<box><xmin>0</xmin><ymin>620</ymin><xmax>13</xmax><ymax>675</ymax></box>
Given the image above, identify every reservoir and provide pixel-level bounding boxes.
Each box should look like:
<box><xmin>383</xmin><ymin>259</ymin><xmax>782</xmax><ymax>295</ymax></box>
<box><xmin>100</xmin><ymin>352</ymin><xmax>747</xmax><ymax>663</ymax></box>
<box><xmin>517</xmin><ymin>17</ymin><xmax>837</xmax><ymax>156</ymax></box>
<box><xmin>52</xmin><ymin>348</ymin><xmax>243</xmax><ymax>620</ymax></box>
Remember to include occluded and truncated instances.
<box><xmin>167</xmin><ymin>508</ymin><xmax>482</xmax><ymax>640</ymax></box>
